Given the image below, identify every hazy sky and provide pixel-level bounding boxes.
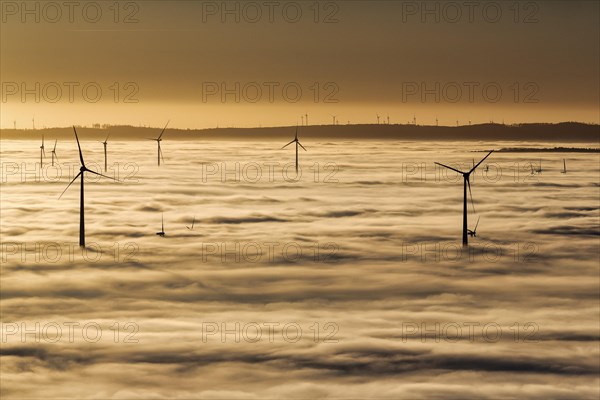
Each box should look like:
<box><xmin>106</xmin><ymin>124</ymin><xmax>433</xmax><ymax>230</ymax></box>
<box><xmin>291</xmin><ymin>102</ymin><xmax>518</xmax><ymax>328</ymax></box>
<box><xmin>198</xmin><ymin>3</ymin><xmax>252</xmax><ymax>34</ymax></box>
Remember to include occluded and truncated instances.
<box><xmin>1</xmin><ymin>0</ymin><xmax>599</xmax><ymax>128</ymax></box>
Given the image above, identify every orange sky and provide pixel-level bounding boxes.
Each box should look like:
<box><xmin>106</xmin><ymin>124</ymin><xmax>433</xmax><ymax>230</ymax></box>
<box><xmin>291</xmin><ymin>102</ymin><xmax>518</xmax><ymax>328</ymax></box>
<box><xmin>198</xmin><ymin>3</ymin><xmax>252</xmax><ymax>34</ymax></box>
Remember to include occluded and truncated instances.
<box><xmin>1</xmin><ymin>1</ymin><xmax>599</xmax><ymax>129</ymax></box>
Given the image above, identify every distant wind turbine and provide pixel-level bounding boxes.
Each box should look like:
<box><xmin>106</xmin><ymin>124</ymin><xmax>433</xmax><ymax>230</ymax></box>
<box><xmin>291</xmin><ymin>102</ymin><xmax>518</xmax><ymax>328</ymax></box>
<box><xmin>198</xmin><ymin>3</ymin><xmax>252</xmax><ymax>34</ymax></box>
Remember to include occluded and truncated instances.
<box><xmin>39</xmin><ymin>134</ymin><xmax>45</xmax><ymax>169</ymax></box>
<box><xmin>157</xmin><ymin>213</ymin><xmax>165</xmax><ymax>237</ymax></box>
<box><xmin>59</xmin><ymin>127</ymin><xmax>118</xmax><ymax>247</ymax></box>
<box><xmin>387</xmin><ymin>114</ymin><xmax>390</xmax><ymax>124</ymax></box>
<box><xmin>561</xmin><ymin>159</ymin><xmax>567</xmax><ymax>174</ymax></box>
<box><xmin>376</xmin><ymin>114</ymin><xmax>380</xmax><ymax>124</ymax></box>
<box><xmin>467</xmin><ymin>217</ymin><xmax>480</xmax><ymax>238</ymax></box>
<box><xmin>330</xmin><ymin>115</ymin><xmax>337</xmax><ymax>125</ymax></box>
<box><xmin>186</xmin><ymin>216</ymin><xmax>196</xmax><ymax>230</ymax></box>
<box><xmin>32</xmin><ymin>115</ymin><xmax>35</xmax><ymax>130</ymax></box>
<box><xmin>148</xmin><ymin>121</ymin><xmax>169</xmax><ymax>166</ymax></box>
<box><xmin>435</xmin><ymin>150</ymin><xmax>494</xmax><ymax>246</ymax></box>
<box><xmin>100</xmin><ymin>133</ymin><xmax>110</xmax><ymax>172</ymax></box>
<box><xmin>305</xmin><ymin>113</ymin><xmax>309</xmax><ymax>126</ymax></box>
<box><xmin>282</xmin><ymin>126</ymin><xmax>307</xmax><ymax>174</ymax></box>
<box><xmin>51</xmin><ymin>140</ymin><xmax>58</xmax><ymax>166</ymax></box>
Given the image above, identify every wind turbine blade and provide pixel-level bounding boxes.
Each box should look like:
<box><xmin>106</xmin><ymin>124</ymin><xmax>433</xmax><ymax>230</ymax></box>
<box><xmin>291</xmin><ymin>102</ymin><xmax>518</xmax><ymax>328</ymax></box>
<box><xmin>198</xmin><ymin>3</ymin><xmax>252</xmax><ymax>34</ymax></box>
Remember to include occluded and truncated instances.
<box><xmin>159</xmin><ymin>146</ymin><xmax>165</xmax><ymax>163</ymax></box>
<box><xmin>73</xmin><ymin>127</ymin><xmax>86</xmax><ymax>167</ymax></box>
<box><xmin>281</xmin><ymin>140</ymin><xmax>295</xmax><ymax>149</ymax></box>
<box><xmin>474</xmin><ymin>216</ymin><xmax>480</xmax><ymax>231</ymax></box>
<box><xmin>85</xmin><ymin>169</ymin><xmax>119</xmax><ymax>182</ymax></box>
<box><xmin>435</xmin><ymin>162</ymin><xmax>465</xmax><ymax>175</ymax></box>
<box><xmin>162</xmin><ymin>213</ymin><xmax>164</xmax><ymax>231</ymax></box>
<box><xmin>470</xmin><ymin>150</ymin><xmax>494</xmax><ymax>173</ymax></box>
<box><xmin>467</xmin><ymin>178</ymin><xmax>476</xmax><ymax>213</ymax></box>
<box><xmin>53</xmin><ymin>140</ymin><xmax>57</xmax><ymax>151</ymax></box>
<box><xmin>105</xmin><ymin>133</ymin><xmax>110</xmax><ymax>142</ymax></box>
<box><xmin>298</xmin><ymin>142</ymin><xmax>307</xmax><ymax>152</ymax></box>
<box><xmin>158</xmin><ymin>120</ymin><xmax>170</xmax><ymax>140</ymax></box>
<box><xmin>59</xmin><ymin>172</ymin><xmax>82</xmax><ymax>199</ymax></box>
<box><xmin>146</xmin><ymin>138</ymin><xmax>157</xmax><ymax>140</ymax></box>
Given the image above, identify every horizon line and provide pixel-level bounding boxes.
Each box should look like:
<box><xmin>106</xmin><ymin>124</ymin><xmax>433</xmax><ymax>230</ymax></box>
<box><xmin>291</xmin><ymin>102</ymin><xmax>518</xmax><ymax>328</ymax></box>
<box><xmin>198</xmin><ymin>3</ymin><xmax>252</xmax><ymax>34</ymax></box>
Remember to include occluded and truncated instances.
<box><xmin>2</xmin><ymin>120</ymin><xmax>598</xmax><ymax>132</ymax></box>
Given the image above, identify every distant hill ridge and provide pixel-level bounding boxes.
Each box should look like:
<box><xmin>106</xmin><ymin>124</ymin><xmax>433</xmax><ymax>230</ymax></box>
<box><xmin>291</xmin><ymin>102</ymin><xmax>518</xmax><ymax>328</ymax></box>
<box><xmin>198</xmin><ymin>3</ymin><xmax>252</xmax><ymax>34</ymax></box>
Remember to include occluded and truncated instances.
<box><xmin>1</xmin><ymin>122</ymin><xmax>598</xmax><ymax>142</ymax></box>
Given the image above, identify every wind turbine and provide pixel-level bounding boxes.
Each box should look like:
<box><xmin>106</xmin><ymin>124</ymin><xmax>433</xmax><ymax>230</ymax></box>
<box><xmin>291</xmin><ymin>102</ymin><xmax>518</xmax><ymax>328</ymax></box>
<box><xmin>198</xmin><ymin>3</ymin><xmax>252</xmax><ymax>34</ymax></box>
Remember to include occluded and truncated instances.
<box><xmin>51</xmin><ymin>140</ymin><xmax>58</xmax><ymax>166</ymax></box>
<box><xmin>301</xmin><ymin>115</ymin><xmax>304</xmax><ymax>126</ymax></box>
<box><xmin>32</xmin><ymin>115</ymin><xmax>35</xmax><ymax>130</ymax></box>
<box><xmin>413</xmin><ymin>115</ymin><xmax>417</xmax><ymax>126</ymax></box>
<box><xmin>305</xmin><ymin>113</ymin><xmax>309</xmax><ymax>126</ymax></box>
<box><xmin>156</xmin><ymin>213</ymin><xmax>165</xmax><ymax>237</ymax></box>
<box><xmin>387</xmin><ymin>114</ymin><xmax>390</xmax><ymax>124</ymax></box>
<box><xmin>39</xmin><ymin>134</ymin><xmax>46</xmax><ymax>169</ymax></box>
<box><xmin>376</xmin><ymin>114</ymin><xmax>380</xmax><ymax>124</ymax></box>
<box><xmin>282</xmin><ymin>126</ymin><xmax>307</xmax><ymax>174</ymax></box>
<box><xmin>467</xmin><ymin>217</ymin><xmax>480</xmax><ymax>238</ymax></box>
<box><xmin>561</xmin><ymin>159</ymin><xmax>567</xmax><ymax>174</ymax></box>
<box><xmin>330</xmin><ymin>115</ymin><xmax>337</xmax><ymax>125</ymax></box>
<box><xmin>59</xmin><ymin>127</ymin><xmax>118</xmax><ymax>247</ymax></box>
<box><xmin>435</xmin><ymin>150</ymin><xmax>494</xmax><ymax>246</ymax></box>
<box><xmin>148</xmin><ymin>121</ymin><xmax>169</xmax><ymax>166</ymax></box>
<box><xmin>186</xmin><ymin>216</ymin><xmax>196</xmax><ymax>230</ymax></box>
<box><xmin>100</xmin><ymin>133</ymin><xmax>109</xmax><ymax>172</ymax></box>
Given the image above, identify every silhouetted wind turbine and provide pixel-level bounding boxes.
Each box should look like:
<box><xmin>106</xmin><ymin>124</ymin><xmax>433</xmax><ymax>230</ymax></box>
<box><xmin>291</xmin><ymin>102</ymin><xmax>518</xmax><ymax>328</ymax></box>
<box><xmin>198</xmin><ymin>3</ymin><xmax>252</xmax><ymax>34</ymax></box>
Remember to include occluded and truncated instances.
<box><xmin>561</xmin><ymin>159</ymin><xmax>567</xmax><ymax>174</ymax></box>
<box><xmin>100</xmin><ymin>133</ymin><xmax>109</xmax><ymax>172</ymax></box>
<box><xmin>282</xmin><ymin>126</ymin><xmax>307</xmax><ymax>174</ymax></box>
<box><xmin>51</xmin><ymin>140</ymin><xmax>58</xmax><ymax>166</ymax></box>
<box><xmin>330</xmin><ymin>115</ymin><xmax>337</xmax><ymax>125</ymax></box>
<box><xmin>156</xmin><ymin>213</ymin><xmax>165</xmax><ymax>237</ymax></box>
<box><xmin>467</xmin><ymin>217</ymin><xmax>480</xmax><ymax>238</ymax></box>
<box><xmin>376</xmin><ymin>114</ymin><xmax>380</xmax><ymax>124</ymax></box>
<box><xmin>39</xmin><ymin>134</ymin><xmax>46</xmax><ymax>169</ymax></box>
<box><xmin>59</xmin><ymin>127</ymin><xmax>118</xmax><ymax>247</ymax></box>
<box><xmin>305</xmin><ymin>113</ymin><xmax>309</xmax><ymax>126</ymax></box>
<box><xmin>387</xmin><ymin>114</ymin><xmax>390</xmax><ymax>124</ymax></box>
<box><xmin>186</xmin><ymin>216</ymin><xmax>196</xmax><ymax>230</ymax></box>
<box><xmin>148</xmin><ymin>121</ymin><xmax>169</xmax><ymax>166</ymax></box>
<box><xmin>435</xmin><ymin>150</ymin><xmax>494</xmax><ymax>246</ymax></box>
